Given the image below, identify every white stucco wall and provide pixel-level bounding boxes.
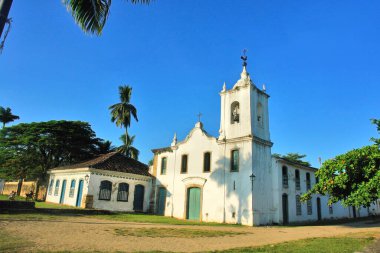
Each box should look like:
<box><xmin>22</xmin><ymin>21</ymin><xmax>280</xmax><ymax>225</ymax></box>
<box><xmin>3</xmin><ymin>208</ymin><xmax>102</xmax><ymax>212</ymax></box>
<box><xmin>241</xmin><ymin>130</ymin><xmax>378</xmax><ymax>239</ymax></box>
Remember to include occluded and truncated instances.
<box><xmin>88</xmin><ymin>170</ymin><xmax>151</xmax><ymax>212</ymax></box>
<box><xmin>46</xmin><ymin>168</ymin><xmax>152</xmax><ymax>212</ymax></box>
<box><xmin>46</xmin><ymin>169</ymin><xmax>90</xmax><ymax>207</ymax></box>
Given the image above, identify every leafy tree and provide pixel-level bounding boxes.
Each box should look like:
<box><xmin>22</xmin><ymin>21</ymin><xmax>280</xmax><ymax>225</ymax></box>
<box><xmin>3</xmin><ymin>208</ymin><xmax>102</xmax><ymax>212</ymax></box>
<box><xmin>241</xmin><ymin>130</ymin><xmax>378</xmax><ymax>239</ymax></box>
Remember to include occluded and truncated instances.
<box><xmin>63</xmin><ymin>0</ymin><xmax>151</xmax><ymax>35</ymax></box>
<box><xmin>0</xmin><ymin>106</ymin><xmax>19</xmax><ymax>128</ymax></box>
<box><xmin>118</xmin><ymin>133</ymin><xmax>139</xmax><ymax>160</ymax></box>
<box><xmin>0</xmin><ymin>120</ymin><xmax>103</xmax><ymax>182</ymax></box>
<box><xmin>302</xmin><ymin>120</ymin><xmax>380</xmax><ymax>207</ymax></box>
<box><xmin>371</xmin><ymin>119</ymin><xmax>380</xmax><ymax>146</ymax></box>
<box><xmin>109</xmin><ymin>85</ymin><xmax>138</xmax><ymax>159</ymax></box>
<box><xmin>96</xmin><ymin>139</ymin><xmax>116</xmax><ymax>154</ymax></box>
<box><xmin>273</xmin><ymin>152</ymin><xmax>311</xmax><ymax>167</ymax></box>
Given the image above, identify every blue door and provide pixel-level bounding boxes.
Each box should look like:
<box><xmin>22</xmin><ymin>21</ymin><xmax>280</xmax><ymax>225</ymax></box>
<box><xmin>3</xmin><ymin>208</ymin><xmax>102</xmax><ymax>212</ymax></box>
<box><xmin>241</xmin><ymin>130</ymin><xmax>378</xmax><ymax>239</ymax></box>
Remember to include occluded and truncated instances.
<box><xmin>76</xmin><ymin>180</ymin><xmax>84</xmax><ymax>207</ymax></box>
<box><xmin>59</xmin><ymin>180</ymin><xmax>67</xmax><ymax>204</ymax></box>
<box><xmin>157</xmin><ymin>188</ymin><xmax>167</xmax><ymax>215</ymax></box>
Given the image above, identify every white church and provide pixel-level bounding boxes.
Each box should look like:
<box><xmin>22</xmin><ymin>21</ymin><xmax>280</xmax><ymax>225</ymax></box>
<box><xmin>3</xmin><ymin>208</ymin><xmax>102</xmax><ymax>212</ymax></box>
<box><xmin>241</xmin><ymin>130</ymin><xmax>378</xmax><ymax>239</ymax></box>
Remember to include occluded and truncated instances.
<box><xmin>46</xmin><ymin>57</ymin><xmax>380</xmax><ymax>225</ymax></box>
<box><xmin>150</xmin><ymin>57</ymin><xmax>380</xmax><ymax>225</ymax></box>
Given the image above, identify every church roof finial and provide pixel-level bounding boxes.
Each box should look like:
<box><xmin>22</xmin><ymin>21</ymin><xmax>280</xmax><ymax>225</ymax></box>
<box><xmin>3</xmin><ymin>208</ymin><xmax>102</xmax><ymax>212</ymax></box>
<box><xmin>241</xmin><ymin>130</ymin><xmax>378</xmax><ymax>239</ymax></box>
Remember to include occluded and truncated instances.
<box><xmin>241</xmin><ymin>49</ymin><xmax>248</xmax><ymax>67</ymax></box>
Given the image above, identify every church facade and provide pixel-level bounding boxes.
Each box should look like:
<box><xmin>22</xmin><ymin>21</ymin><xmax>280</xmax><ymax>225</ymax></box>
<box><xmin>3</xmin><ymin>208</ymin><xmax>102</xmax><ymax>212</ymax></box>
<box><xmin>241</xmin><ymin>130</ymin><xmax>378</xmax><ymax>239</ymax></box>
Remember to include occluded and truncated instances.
<box><xmin>150</xmin><ymin>60</ymin><xmax>380</xmax><ymax>225</ymax></box>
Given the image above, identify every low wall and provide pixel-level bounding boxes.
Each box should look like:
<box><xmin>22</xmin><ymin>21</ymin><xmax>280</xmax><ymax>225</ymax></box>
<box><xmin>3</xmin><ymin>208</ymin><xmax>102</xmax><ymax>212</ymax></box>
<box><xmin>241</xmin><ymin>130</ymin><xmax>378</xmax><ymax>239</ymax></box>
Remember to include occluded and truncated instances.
<box><xmin>2</xmin><ymin>180</ymin><xmax>47</xmax><ymax>200</ymax></box>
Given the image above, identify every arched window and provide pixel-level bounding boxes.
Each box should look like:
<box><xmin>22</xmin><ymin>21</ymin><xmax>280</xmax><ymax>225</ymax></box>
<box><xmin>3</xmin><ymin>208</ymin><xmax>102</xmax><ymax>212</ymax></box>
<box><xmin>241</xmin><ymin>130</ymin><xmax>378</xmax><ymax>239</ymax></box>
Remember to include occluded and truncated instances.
<box><xmin>282</xmin><ymin>166</ymin><xmax>288</xmax><ymax>188</ymax></box>
<box><xmin>295</xmin><ymin>170</ymin><xmax>300</xmax><ymax>190</ymax></box>
<box><xmin>117</xmin><ymin>183</ymin><xmax>129</xmax><ymax>202</ymax></box>
<box><xmin>306</xmin><ymin>173</ymin><xmax>311</xmax><ymax>190</ymax></box>
<box><xmin>296</xmin><ymin>195</ymin><xmax>302</xmax><ymax>215</ymax></box>
<box><xmin>257</xmin><ymin>102</ymin><xmax>263</xmax><ymax>126</ymax></box>
<box><xmin>231</xmin><ymin>101</ymin><xmax>240</xmax><ymax>124</ymax></box>
<box><xmin>48</xmin><ymin>179</ymin><xmax>54</xmax><ymax>195</ymax></box>
<box><xmin>161</xmin><ymin>157</ymin><xmax>167</xmax><ymax>175</ymax></box>
<box><xmin>307</xmin><ymin>199</ymin><xmax>312</xmax><ymax>215</ymax></box>
<box><xmin>69</xmin><ymin>179</ymin><xmax>76</xmax><ymax>197</ymax></box>
<box><xmin>203</xmin><ymin>152</ymin><xmax>211</xmax><ymax>172</ymax></box>
<box><xmin>54</xmin><ymin>180</ymin><xmax>60</xmax><ymax>196</ymax></box>
<box><xmin>99</xmin><ymin>180</ymin><xmax>112</xmax><ymax>200</ymax></box>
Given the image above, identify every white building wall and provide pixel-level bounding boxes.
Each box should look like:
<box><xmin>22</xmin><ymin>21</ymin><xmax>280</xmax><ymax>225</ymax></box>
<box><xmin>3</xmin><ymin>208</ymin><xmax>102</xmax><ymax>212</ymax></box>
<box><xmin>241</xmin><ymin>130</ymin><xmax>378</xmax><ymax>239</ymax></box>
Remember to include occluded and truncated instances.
<box><xmin>46</xmin><ymin>169</ymin><xmax>89</xmax><ymax>207</ymax></box>
<box><xmin>89</xmin><ymin>171</ymin><xmax>151</xmax><ymax>212</ymax></box>
<box><xmin>46</xmin><ymin>168</ymin><xmax>151</xmax><ymax>212</ymax></box>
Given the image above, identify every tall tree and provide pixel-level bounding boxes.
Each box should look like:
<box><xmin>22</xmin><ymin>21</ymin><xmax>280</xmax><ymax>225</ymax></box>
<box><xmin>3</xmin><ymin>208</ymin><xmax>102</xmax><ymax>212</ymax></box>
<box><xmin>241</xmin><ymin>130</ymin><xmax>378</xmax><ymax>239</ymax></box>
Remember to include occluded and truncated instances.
<box><xmin>0</xmin><ymin>106</ymin><xmax>19</xmax><ymax>128</ymax></box>
<box><xmin>63</xmin><ymin>0</ymin><xmax>151</xmax><ymax>35</ymax></box>
<box><xmin>0</xmin><ymin>120</ymin><xmax>102</xmax><ymax>181</ymax></box>
<box><xmin>273</xmin><ymin>153</ymin><xmax>311</xmax><ymax>167</ymax></box>
<box><xmin>118</xmin><ymin>133</ymin><xmax>139</xmax><ymax>159</ymax></box>
<box><xmin>96</xmin><ymin>139</ymin><xmax>116</xmax><ymax>154</ymax></box>
<box><xmin>302</xmin><ymin>120</ymin><xmax>380</xmax><ymax>207</ymax></box>
<box><xmin>109</xmin><ymin>85</ymin><xmax>138</xmax><ymax>154</ymax></box>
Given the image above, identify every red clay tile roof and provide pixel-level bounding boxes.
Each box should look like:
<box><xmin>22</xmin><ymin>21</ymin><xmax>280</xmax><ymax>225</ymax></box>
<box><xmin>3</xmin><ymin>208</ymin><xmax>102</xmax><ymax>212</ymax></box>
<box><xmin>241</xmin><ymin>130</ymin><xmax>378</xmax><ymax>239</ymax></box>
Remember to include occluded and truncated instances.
<box><xmin>53</xmin><ymin>152</ymin><xmax>151</xmax><ymax>177</ymax></box>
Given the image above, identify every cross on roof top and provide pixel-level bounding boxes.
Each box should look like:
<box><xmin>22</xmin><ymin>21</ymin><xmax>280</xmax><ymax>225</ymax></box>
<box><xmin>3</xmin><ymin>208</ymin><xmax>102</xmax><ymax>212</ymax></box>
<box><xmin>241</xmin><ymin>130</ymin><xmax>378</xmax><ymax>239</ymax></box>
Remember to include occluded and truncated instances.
<box><xmin>197</xmin><ymin>112</ymin><xmax>202</xmax><ymax>122</ymax></box>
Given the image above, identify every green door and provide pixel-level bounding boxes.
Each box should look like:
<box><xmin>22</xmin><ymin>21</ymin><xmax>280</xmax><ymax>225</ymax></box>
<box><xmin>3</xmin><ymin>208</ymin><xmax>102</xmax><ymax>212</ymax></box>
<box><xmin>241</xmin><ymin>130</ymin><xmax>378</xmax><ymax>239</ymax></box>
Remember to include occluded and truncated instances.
<box><xmin>157</xmin><ymin>188</ymin><xmax>167</xmax><ymax>215</ymax></box>
<box><xmin>187</xmin><ymin>187</ymin><xmax>201</xmax><ymax>220</ymax></box>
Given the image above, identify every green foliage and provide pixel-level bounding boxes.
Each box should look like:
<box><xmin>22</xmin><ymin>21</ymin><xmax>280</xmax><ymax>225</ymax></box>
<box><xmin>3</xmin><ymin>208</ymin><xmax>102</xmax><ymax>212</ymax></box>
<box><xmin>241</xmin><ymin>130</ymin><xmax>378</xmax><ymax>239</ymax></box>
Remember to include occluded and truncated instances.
<box><xmin>109</xmin><ymin>85</ymin><xmax>138</xmax><ymax>130</ymax></box>
<box><xmin>0</xmin><ymin>106</ymin><xmax>19</xmax><ymax>128</ymax></box>
<box><xmin>63</xmin><ymin>0</ymin><xmax>151</xmax><ymax>36</ymax></box>
<box><xmin>118</xmin><ymin>133</ymin><xmax>139</xmax><ymax>160</ymax></box>
<box><xmin>371</xmin><ymin>119</ymin><xmax>380</xmax><ymax>146</ymax></box>
<box><xmin>302</xmin><ymin>145</ymin><xmax>380</xmax><ymax>207</ymax></box>
<box><xmin>0</xmin><ymin>120</ymin><xmax>107</xmax><ymax>181</ymax></box>
<box><xmin>109</xmin><ymin>85</ymin><xmax>139</xmax><ymax>160</ymax></box>
<box><xmin>273</xmin><ymin>153</ymin><xmax>311</xmax><ymax>167</ymax></box>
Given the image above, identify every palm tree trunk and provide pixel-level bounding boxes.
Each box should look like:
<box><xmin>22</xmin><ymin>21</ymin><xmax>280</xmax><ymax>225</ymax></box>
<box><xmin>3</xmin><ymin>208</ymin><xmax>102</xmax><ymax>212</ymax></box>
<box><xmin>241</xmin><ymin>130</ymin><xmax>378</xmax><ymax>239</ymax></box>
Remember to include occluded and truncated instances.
<box><xmin>0</xmin><ymin>0</ymin><xmax>13</xmax><ymax>38</ymax></box>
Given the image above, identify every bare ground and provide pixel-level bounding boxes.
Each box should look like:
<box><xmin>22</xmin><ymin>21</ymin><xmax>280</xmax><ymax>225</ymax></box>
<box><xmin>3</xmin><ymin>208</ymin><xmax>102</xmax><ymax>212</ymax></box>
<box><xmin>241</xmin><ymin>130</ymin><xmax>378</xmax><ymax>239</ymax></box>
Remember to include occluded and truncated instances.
<box><xmin>1</xmin><ymin>216</ymin><xmax>380</xmax><ymax>252</ymax></box>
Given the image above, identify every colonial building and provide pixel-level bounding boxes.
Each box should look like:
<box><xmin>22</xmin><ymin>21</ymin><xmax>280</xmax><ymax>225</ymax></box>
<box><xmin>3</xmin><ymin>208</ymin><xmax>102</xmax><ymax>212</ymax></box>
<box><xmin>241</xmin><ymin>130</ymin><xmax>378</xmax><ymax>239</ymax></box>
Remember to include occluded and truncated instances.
<box><xmin>46</xmin><ymin>152</ymin><xmax>152</xmax><ymax>212</ymax></box>
<box><xmin>150</xmin><ymin>58</ymin><xmax>380</xmax><ymax>225</ymax></box>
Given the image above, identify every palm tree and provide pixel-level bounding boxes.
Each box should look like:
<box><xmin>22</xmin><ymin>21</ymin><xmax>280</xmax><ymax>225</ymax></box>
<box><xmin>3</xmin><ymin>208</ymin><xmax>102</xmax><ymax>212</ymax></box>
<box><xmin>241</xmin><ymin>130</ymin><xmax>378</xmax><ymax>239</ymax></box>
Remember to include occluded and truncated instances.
<box><xmin>96</xmin><ymin>139</ymin><xmax>116</xmax><ymax>154</ymax></box>
<box><xmin>0</xmin><ymin>106</ymin><xmax>19</xmax><ymax>128</ymax></box>
<box><xmin>109</xmin><ymin>85</ymin><xmax>138</xmax><ymax>145</ymax></box>
<box><xmin>118</xmin><ymin>134</ymin><xmax>139</xmax><ymax>160</ymax></box>
<box><xmin>63</xmin><ymin>0</ymin><xmax>151</xmax><ymax>36</ymax></box>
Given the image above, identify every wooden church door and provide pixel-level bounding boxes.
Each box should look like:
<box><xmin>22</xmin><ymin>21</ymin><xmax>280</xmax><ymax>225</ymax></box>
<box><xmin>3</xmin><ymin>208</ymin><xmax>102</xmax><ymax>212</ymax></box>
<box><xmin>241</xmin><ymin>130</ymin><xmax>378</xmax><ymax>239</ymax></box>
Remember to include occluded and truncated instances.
<box><xmin>186</xmin><ymin>187</ymin><xmax>201</xmax><ymax>220</ymax></box>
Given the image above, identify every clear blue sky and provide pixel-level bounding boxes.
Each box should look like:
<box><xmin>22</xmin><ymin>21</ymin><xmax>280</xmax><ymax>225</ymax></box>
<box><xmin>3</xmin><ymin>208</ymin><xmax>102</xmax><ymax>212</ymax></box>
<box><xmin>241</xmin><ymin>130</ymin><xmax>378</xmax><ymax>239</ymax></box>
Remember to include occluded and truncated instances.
<box><xmin>1</xmin><ymin>1</ymin><xmax>379</xmax><ymax>167</ymax></box>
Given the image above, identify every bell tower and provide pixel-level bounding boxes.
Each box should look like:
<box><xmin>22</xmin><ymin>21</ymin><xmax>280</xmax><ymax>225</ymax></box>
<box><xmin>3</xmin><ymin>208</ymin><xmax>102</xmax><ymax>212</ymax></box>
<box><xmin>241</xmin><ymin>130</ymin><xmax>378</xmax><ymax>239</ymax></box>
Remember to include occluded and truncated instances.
<box><xmin>218</xmin><ymin>54</ymin><xmax>271</xmax><ymax>143</ymax></box>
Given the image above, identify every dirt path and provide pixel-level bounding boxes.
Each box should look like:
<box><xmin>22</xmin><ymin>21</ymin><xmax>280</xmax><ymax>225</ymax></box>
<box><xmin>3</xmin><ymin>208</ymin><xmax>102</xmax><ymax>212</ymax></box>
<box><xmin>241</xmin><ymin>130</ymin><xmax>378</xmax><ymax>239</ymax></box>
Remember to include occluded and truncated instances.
<box><xmin>1</xmin><ymin>216</ymin><xmax>380</xmax><ymax>252</ymax></box>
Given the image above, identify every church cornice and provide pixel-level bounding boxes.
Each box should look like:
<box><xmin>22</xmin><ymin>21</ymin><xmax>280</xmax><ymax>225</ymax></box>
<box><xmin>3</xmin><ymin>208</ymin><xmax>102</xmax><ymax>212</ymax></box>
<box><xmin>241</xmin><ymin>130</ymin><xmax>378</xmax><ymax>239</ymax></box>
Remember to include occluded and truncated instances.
<box><xmin>217</xmin><ymin>135</ymin><xmax>273</xmax><ymax>147</ymax></box>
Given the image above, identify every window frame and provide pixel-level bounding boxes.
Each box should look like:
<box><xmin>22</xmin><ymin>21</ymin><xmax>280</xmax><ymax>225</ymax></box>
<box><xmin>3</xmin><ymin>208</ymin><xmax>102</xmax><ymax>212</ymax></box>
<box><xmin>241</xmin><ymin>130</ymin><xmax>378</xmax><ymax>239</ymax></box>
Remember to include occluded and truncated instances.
<box><xmin>306</xmin><ymin>172</ymin><xmax>311</xmax><ymax>190</ymax></box>
<box><xmin>307</xmin><ymin>199</ymin><xmax>313</xmax><ymax>215</ymax></box>
<box><xmin>117</xmin><ymin>182</ymin><xmax>129</xmax><ymax>202</ymax></box>
<box><xmin>161</xmin><ymin>157</ymin><xmax>167</xmax><ymax>175</ymax></box>
<box><xmin>231</xmin><ymin>101</ymin><xmax>240</xmax><ymax>124</ymax></box>
<box><xmin>296</xmin><ymin>195</ymin><xmax>302</xmax><ymax>216</ymax></box>
<box><xmin>180</xmin><ymin>154</ymin><xmax>188</xmax><ymax>174</ymax></box>
<box><xmin>54</xmin><ymin>179</ymin><xmax>60</xmax><ymax>196</ymax></box>
<box><xmin>282</xmin><ymin>166</ymin><xmax>288</xmax><ymax>189</ymax></box>
<box><xmin>69</xmin><ymin>179</ymin><xmax>76</xmax><ymax>198</ymax></box>
<box><xmin>203</xmin><ymin>152</ymin><xmax>211</xmax><ymax>172</ymax></box>
<box><xmin>48</xmin><ymin>179</ymin><xmax>54</xmax><ymax>195</ymax></box>
<box><xmin>98</xmin><ymin>180</ymin><xmax>112</xmax><ymax>201</ymax></box>
<box><xmin>230</xmin><ymin>149</ymin><xmax>239</xmax><ymax>172</ymax></box>
<box><xmin>295</xmin><ymin>169</ymin><xmax>300</xmax><ymax>191</ymax></box>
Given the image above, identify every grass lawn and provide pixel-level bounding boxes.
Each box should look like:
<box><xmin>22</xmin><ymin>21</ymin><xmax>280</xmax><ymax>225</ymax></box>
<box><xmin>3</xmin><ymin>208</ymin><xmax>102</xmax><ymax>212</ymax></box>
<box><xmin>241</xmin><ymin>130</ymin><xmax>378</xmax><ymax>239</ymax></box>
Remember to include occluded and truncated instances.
<box><xmin>114</xmin><ymin>227</ymin><xmax>246</xmax><ymax>238</ymax></box>
<box><xmin>0</xmin><ymin>194</ymin><xmax>78</xmax><ymax>209</ymax></box>
<box><xmin>89</xmin><ymin>212</ymin><xmax>242</xmax><ymax>227</ymax></box>
<box><xmin>0</xmin><ymin>229</ymin><xmax>374</xmax><ymax>253</ymax></box>
<box><xmin>209</xmin><ymin>235</ymin><xmax>374</xmax><ymax>253</ymax></box>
